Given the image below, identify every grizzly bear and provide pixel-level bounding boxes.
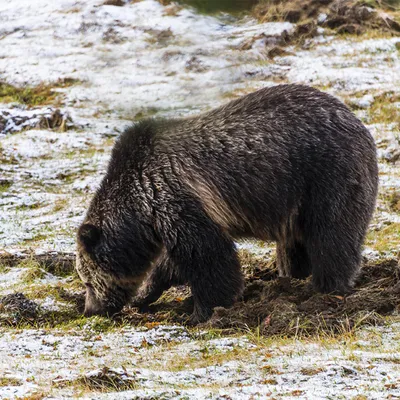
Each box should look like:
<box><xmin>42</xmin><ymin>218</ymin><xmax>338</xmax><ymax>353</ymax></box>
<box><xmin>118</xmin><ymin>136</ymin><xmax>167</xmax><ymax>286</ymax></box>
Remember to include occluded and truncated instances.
<box><xmin>76</xmin><ymin>84</ymin><xmax>378</xmax><ymax>324</ymax></box>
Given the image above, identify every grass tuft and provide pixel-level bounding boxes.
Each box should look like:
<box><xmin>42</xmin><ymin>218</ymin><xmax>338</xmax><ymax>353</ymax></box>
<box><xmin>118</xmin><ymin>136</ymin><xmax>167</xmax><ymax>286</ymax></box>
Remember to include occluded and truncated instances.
<box><xmin>0</xmin><ymin>78</ymin><xmax>81</xmax><ymax>107</ymax></box>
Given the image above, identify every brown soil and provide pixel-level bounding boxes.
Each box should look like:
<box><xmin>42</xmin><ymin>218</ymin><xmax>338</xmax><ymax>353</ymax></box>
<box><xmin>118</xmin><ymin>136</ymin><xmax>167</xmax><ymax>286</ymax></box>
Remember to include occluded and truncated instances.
<box><xmin>1</xmin><ymin>251</ymin><xmax>399</xmax><ymax>336</ymax></box>
<box><xmin>120</xmin><ymin>252</ymin><xmax>400</xmax><ymax>337</ymax></box>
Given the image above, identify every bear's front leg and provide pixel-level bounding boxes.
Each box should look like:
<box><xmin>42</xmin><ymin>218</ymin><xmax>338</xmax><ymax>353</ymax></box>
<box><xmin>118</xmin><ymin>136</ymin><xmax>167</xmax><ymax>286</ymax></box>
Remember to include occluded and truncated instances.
<box><xmin>162</xmin><ymin>204</ymin><xmax>244</xmax><ymax>325</ymax></box>
<box><xmin>132</xmin><ymin>249</ymin><xmax>184</xmax><ymax>311</ymax></box>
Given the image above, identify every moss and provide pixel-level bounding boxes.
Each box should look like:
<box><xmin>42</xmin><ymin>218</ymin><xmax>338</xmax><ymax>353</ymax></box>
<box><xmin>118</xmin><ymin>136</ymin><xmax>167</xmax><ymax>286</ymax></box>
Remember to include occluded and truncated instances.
<box><xmin>61</xmin><ymin>316</ymin><xmax>116</xmax><ymax>332</ymax></box>
<box><xmin>20</xmin><ymin>234</ymin><xmax>49</xmax><ymax>245</ymax></box>
<box><xmin>15</xmin><ymin>202</ymin><xmax>45</xmax><ymax>212</ymax></box>
<box><xmin>141</xmin><ymin>343</ymin><xmax>256</xmax><ymax>372</ymax></box>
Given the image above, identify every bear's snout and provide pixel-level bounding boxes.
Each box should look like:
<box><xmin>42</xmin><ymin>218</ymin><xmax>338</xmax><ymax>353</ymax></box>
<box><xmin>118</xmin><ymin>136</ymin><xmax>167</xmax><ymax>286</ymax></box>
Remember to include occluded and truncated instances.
<box><xmin>84</xmin><ymin>286</ymin><xmax>124</xmax><ymax>318</ymax></box>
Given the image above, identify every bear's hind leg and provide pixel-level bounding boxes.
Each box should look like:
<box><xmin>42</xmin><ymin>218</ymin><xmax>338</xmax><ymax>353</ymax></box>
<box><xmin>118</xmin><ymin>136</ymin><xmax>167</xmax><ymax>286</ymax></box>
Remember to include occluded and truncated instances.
<box><xmin>276</xmin><ymin>241</ymin><xmax>311</xmax><ymax>279</ymax></box>
<box><xmin>307</xmin><ymin>231</ymin><xmax>361</xmax><ymax>294</ymax></box>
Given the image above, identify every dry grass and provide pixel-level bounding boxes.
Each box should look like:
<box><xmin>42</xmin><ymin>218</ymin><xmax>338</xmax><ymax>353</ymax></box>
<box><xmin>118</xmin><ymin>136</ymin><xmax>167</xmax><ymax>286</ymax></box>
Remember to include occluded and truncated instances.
<box><xmin>0</xmin><ymin>78</ymin><xmax>81</xmax><ymax>107</ymax></box>
<box><xmin>368</xmin><ymin>92</ymin><xmax>400</xmax><ymax>125</ymax></box>
<box><xmin>366</xmin><ymin>222</ymin><xmax>400</xmax><ymax>253</ymax></box>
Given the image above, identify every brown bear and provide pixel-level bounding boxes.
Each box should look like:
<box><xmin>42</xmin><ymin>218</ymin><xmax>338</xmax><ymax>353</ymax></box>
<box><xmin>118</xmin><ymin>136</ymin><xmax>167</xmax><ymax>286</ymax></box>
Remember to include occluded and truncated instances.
<box><xmin>76</xmin><ymin>84</ymin><xmax>378</xmax><ymax>324</ymax></box>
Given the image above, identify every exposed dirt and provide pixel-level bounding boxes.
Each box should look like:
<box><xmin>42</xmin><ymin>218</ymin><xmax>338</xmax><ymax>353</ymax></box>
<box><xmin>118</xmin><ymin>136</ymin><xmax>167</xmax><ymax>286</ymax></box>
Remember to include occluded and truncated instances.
<box><xmin>119</xmin><ymin>253</ymin><xmax>400</xmax><ymax>336</ymax></box>
<box><xmin>0</xmin><ymin>293</ymin><xmax>40</xmax><ymax>320</ymax></box>
<box><xmin>1</xmin><ymin>251</ymin><xmax>399</xmax><ymax>335</ymax></box>
<box><xmin>207</xmin><ymin>257</ymin><xmax>400</xmax><ymax>336</ymax></box>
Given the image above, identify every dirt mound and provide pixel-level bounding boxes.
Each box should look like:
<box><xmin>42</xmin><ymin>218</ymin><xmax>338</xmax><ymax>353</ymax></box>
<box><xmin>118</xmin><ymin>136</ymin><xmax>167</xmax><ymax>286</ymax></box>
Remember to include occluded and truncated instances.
<box><xmin>0</xmin><ymin>293</ymin><xmax>40</xmax><ymax>322</ymax></box>
<box><xmin>254</xmin><ymin>0</ymin><xmax>400</xmax><ymax>35</ymax></box>
<box><xmin>120</xmin><ymin>254</ymin><xmax>400</xmax><ymax>337</ymax></box>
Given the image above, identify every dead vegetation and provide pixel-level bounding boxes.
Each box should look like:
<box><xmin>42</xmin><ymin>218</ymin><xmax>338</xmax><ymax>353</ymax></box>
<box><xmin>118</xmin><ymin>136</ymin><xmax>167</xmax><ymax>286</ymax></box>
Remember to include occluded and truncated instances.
<box><xmin>2</xmin><ymin>250</ymin><xmax>396</xmax><ymax>337</ymax></box>
<box><xmin>253</xmin><ymin>0</ymin><xmax>400</xmax><ymax>34</ymax></box>
<box><xmin>121</xmin><ymin>252</ymin><xmax>400</xmax><ymax>337</ymax></box>
<box><xmin>0</xmin><ymin>249</ymin><xmax>399</xmax><ymax>336</ymax></box>
<box><xmin>0</xmin><ymin>252</ymin><xmax>75</xmax><ymax>276</ymax></box>
<box><xmin>0</xmin><ymin>78</ymin><xmax>80</xmax><ymax>107</ymax></box>
<box><xmin>238</xmin><ymin>0</ymin><xmax>400</xmax><ymax>54</ymax></box>
<box><xmin>53</xmin><ymin>367</ymin><xmax>138</xmax><ymax>392</ymax></box>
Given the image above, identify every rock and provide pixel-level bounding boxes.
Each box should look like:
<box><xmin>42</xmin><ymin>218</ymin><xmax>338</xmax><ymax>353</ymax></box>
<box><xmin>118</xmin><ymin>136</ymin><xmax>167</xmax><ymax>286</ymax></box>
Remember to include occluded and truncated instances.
<box><xmin>318</xmin><ymin>13</ymin><xmax>328</xmax><ymax>24</ymax></box>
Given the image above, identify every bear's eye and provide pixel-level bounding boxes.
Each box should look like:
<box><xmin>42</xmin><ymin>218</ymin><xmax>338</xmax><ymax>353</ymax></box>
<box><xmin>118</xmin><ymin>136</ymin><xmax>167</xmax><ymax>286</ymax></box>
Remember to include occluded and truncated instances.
<box><xmin>78</xmin><ymin>223</ymin><xmax>101</xmax><ymax>251</ymax></box>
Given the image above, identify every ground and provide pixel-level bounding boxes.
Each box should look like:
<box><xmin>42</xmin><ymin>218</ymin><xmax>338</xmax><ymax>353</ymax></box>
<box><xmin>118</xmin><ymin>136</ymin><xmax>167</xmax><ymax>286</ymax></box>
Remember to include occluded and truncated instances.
<box><xmin>0</xmin><ymin>0</ymin><xmax>399</xmax><ymax>399</ymax></box>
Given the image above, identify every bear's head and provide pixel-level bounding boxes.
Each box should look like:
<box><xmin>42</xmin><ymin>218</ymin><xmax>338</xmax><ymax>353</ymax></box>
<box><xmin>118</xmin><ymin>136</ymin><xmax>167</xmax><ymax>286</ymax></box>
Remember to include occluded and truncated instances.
<box><xmin>76</xmin><ymin>210</ymin><xmax>161</xmax><ymax>317</ymax></box>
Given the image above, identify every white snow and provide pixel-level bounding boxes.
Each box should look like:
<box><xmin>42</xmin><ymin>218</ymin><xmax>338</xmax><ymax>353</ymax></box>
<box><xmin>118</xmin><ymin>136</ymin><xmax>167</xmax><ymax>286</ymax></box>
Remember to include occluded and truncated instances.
<box><xmin>0</xmin><ymin>1</ymin><xmax>399</xmax><ymax>399</ymax></box>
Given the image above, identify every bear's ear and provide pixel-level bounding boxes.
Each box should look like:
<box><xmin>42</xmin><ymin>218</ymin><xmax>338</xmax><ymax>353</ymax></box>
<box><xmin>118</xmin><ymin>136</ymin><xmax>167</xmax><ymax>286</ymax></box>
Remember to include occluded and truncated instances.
<box><xmin>78</xmin><ymin>224</ymin><xmax>101</xmax><ymax>251</ymax></box>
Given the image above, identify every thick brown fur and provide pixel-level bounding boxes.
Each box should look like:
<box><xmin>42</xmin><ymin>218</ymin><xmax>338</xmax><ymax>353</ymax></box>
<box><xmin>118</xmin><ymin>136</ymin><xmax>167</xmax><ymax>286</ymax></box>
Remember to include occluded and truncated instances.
<box><xmin>76</xmin><ymin>84</ymin><xmax>378</xmax><ymax>324</ymax></box>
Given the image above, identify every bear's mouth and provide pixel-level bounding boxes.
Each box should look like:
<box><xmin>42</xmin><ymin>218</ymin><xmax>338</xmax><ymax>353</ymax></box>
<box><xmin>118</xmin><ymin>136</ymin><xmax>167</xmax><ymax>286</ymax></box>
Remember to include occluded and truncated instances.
<box><xmin>83</xmin><ymin>281</ymin><xmax>137</xmax><ymax>318</ymax></box>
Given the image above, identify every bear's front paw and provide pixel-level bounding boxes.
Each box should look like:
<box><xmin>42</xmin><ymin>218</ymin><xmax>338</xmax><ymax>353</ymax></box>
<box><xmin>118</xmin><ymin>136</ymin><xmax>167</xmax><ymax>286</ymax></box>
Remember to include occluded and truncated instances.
<box><xmin>130</xmin><ymin>297</ymin><xmax>152</xmax><ymax>313</ymax></box>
